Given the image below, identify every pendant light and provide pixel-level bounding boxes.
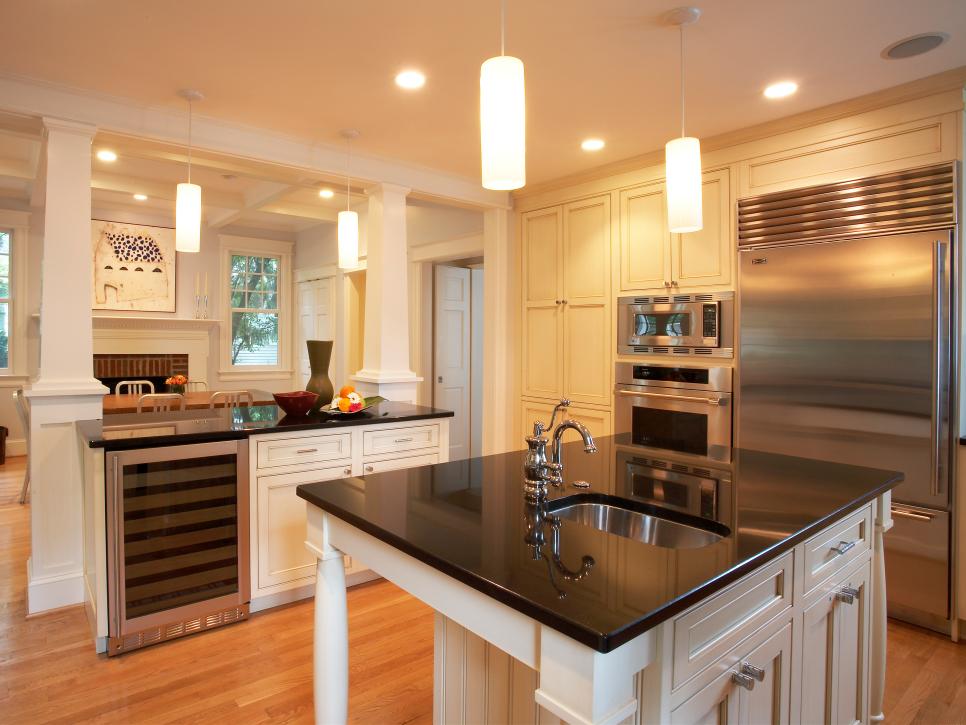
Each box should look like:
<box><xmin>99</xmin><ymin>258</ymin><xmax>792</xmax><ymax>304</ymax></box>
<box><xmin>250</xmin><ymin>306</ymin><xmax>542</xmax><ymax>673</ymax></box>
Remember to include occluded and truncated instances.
<box><xmin>337</xmin><ymin>129</ymin><xmax>360</xmax><ymax>270</ymax></box>
<box><xmin>665</xmin><ymin>8</ymin><xmax>703</xmax><ymax>234</ymax></box>
<box><xmin>175</xmin><ymin>89</ymin><xmax>204</xmax><ymax>253</ymax></box>
<box><xmin>480</xmin><ymin>0</ymin><xmax>525</xmax><ymax>190</ymax></box>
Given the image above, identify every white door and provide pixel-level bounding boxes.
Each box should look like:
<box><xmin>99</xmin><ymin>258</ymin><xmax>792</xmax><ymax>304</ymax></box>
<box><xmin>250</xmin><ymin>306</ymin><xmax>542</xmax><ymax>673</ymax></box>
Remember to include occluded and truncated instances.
<box><xmin>434</xmin><ymin>265</ymin><xmax>471</xmax><ymax>461</ymax></box>
<box><xmin>297</xmin><ymin>279</ymin><xmax>334</xmax><ymax>388</ymax></box>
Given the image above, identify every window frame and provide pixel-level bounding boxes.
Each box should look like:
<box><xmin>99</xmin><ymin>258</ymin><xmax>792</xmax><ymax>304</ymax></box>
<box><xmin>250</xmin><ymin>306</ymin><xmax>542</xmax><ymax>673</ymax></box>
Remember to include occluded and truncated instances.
<box><xmin>218</xmin><ymin>235</ymin><xmax>294</xmax><ymax>379</ymax></box>
<box><xmin>0</xmin><ymin>211</ymin><xmax>29</xmax><ymax>379</ymax></box>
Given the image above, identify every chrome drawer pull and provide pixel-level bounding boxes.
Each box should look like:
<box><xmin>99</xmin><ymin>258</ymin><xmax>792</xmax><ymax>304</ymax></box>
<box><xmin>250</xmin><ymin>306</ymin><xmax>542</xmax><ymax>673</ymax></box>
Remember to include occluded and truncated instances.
<box><xmin>343</xmin><ymin>466</ymin><xmax>351</xmax><ymax>475</ymax></box>
<box><xmin>731</xmin><ymin>672</ymin><xmax>756</xmax><ymax>691</ymax></box>
<box><xmin>296</xmin><ymin>448</ymin><xmax>318</xmax><ymax>454</ymax></box>
<box><xmin>394</xmin><ymin>437</ymin><xmax>414</xmax><ymax>443</ymax></box>
<box><xmin>835</xmin><ymin>586</ymin><xmax>859</xmax><ymax>605</ymax></box>
<box><xmin>365</xmin><ymin>465</ymin><xmax>374</xmax><ymax>473</ymax></box>
<box><xmin>740</xmin><ymin>662</ymin><xmax>766</xmax><ymax>682</ymax></box>
<box><xmin>830</xmin><ymin>540</ymin><xmax>856</xmax><ymax>556</ymax></box>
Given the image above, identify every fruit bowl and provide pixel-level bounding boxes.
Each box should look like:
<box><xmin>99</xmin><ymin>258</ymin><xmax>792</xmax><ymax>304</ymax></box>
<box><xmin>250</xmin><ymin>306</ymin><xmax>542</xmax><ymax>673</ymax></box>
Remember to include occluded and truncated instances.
<box><xmin>322</xmin><ymin>395</ymin><xmax>385</xmax><ymax>416</ymax></box>
<box><xmin>273</xmin><ymin>391</ymin><xmax>320</xmax><ymax>418</ymax></box>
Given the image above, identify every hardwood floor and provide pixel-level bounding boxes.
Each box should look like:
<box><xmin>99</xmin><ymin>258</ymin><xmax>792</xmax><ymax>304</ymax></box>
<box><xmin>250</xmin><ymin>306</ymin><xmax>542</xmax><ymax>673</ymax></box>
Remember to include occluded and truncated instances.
<box><xmin>1</xmin><ymin>454</ymin><xmax>965</xmax><ymax>724</ymax></box>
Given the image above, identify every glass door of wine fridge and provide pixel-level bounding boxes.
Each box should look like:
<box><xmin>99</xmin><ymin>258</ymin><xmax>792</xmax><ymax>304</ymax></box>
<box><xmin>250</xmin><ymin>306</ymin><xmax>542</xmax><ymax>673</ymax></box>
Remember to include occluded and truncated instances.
<box><xmin>106</xmin><ymin>439</ymin><xmax>250</xmax><ymax>655</ymax></box>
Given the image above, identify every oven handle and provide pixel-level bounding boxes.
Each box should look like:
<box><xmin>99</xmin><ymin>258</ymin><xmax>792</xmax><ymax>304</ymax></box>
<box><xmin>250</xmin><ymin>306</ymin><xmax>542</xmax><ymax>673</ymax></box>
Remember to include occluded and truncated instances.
<box><xmin>616</xmin><ymin>389</ymin><xmax>725</xmax><ymax>406</ymax></box>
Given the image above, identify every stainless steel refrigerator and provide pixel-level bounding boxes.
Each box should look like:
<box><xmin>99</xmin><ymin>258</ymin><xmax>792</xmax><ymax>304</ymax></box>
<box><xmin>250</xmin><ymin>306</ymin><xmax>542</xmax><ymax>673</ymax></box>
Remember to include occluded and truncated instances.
<box><xmin>737</xmin><ymin>164</ymin><xmax>957</xmax><ymax>634</ymax></box>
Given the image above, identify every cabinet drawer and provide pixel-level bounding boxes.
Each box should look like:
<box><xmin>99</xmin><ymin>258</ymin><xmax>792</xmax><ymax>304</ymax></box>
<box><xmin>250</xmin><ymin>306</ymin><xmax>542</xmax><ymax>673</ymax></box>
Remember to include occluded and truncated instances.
<box><xmin>672</xmin><ymin>552</ymin><xmax>792</xmax><ymax>690</ymax></box>
<box><xmin>802</xmin><ymin>505</ymin><xmax>872</xmax><ymax>595</ymax></box>
<box><xmin>256</xmin><ymin>433</ymin><xmax>352</xmax><ymax>470</ymax></box>
<box><xmin>363</xmin><ymin>452</ymin><xmax>439</xmax><ymax>474</ymax></box>
<box><xmin>362</xmin><ymin>425</ymin><xmax>439</xmax><ymax>457</ymax></box>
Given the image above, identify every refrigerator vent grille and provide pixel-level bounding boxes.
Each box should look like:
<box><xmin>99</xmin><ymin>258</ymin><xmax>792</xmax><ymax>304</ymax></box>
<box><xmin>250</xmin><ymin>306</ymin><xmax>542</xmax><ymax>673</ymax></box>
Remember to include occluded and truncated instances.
<box><xmin>738</xmin><ymin>163</ymin><xmax>956</xmax><ymax>247</ymax></box>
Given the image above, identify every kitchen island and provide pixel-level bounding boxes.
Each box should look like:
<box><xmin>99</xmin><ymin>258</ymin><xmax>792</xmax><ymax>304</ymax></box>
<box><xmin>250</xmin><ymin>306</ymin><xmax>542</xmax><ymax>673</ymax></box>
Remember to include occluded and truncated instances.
<box><xmin>297</xmin><ymin>435</ymin><xmax>901</xmax><ymax>725</ymax></box>
<box><xmin>77</xmin><ymin>401</ymin><xmax>452</xmax><ymax>653</ymax></box>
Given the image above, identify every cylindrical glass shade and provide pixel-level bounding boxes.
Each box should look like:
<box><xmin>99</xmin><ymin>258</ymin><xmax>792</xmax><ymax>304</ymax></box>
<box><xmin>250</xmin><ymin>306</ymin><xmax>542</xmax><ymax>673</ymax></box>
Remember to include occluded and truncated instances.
<box><xmin>480</xmin><ymin>55</ymin><xmax>526</xmax><ymax>191</ymax></box>
<box><xmin>665</xmin><ymin>136</ymin><xmax>703</xmax><ymax>233</ymax></box>
<box><xmin>175</xmin><ymin>182</ymin><xmax>202</xmax><ymax>253</ymax></box>
<box><xmin>338</xmin><ymin>210</ymin><xmax>359</xmax><ymax>269</ymax></box>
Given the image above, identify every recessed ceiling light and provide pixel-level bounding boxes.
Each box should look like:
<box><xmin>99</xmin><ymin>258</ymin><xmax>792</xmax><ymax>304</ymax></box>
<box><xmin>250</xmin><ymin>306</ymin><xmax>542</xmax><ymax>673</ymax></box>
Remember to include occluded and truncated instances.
<box><xmin>319</xmin><ymin>188</ymin><xmax>335</xmax><ymax>199</ymax></box>
<box><xmin>763</xmin><ymin>81</ymin><xmax>798</xmax><ymax>99</ymax></box>
<box><xmin>395</xmin><ymin>70</ymin><xmax>426</xmax><ymax>90</ymax></box>
<box><xmin>96</xmin><ymin>149</ymin><xmax>118</xmax><ymax>162</ymax></box>
<box><xmin>581</xmin><ymin>138</ymin><xmax>605</xmax><ymax>152</ymax></box>
<box><xmin>882</xmin><ymin>32</ymin><xmax>949</xmax><ymax>60</ymax></box>
<box><xmin>133</xmin><ymin>193</ymin><xmax>148</xmax><ymax>201</ymax></box>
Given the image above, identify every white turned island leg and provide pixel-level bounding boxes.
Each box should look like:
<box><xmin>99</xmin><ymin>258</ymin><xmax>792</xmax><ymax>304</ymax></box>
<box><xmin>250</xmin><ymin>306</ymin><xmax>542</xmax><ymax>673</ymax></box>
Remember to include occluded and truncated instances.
<box><xmin>306</xmin><ymin>507</ymin><xmax>349</xmax><ymax>725</ymax></box>
<box><xmin>870</xmin><ymin>492</ymin><xmax>892</xmax><ymax>722</ymax></box>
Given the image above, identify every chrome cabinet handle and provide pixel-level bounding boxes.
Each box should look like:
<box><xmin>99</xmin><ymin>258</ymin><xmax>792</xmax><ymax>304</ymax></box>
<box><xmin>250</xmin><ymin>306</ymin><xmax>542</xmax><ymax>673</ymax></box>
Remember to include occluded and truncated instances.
<box><xmin>740</xmin><ymin>662</ymin><xmax>766</xmax><ymax>682</ymax></box>
<box><xmin>830</xmin><ymin>540</ymin><xmax>857</xmax><ymax>556</ymax></box>
<box><xmin>616</xmin><ymin>389</ymin><xmax>724</xmax><ymax>406</ymax></box>
<box><xmin>343</xmin><ymin>466</ymin><xmax>351</xmax><ymax>475</ymax></box>
<box><xmin>731</xmin><ymin>672</ymin><xmax>756</xmax><ymax>691</ymax></box>
<box><xmin>835</xmin><ymin>586</ymin><xmax>860</xmax><ymax>605</ymax></box>
<box><xmin>296</xmin><ymin>448</ymin><xmax>318</xmax><ymax>454</ymax></box>
<box><xmin>365</xmin><ymin>465</ymin><xmax>374</xmax><ymax>473</ymax></box>
<box><xmin>394</xmin><ymin>437</ymin><xmax>414</xmax><ymax>443</ymax></box>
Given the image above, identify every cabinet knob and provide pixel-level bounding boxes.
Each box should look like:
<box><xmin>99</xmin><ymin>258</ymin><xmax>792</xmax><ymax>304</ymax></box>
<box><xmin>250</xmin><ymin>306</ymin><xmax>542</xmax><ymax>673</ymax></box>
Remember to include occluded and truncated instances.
<box><xmin>344</xmin><ymin>466</ymin><xmax>351</xmax><ymax>475</ymax></box>
<box><xmin>365</xmin><ymin>465</ymin><xmax>375</xmax><ymax>473</ymax></box>
<box><xmin>561</xmin><ymin>299</ymin><xmax>568</xmax><ymax>305</ymax></box>
<box><xmin>664</xmin><ymin>280</ymin><xmax>671</xmax><ymax>287</ymax></box>
<box><xmin>555</xmin><ymin>299</ymin><xmax>561</xmax><ymax>304</ymax></box>
<box><xmin>731</xmin><ymin>672</ymin><xmax>756</xmax><ymax>691</ymax></box>
<box><xmin>740</xmin><ymin>662</ymin><xmax>766</xmax><ymax>682</ymax></box>
<box><xmin>671</xmin><ymin>280</ymin><xmax>679</xmax><ymax>287</ymax></box>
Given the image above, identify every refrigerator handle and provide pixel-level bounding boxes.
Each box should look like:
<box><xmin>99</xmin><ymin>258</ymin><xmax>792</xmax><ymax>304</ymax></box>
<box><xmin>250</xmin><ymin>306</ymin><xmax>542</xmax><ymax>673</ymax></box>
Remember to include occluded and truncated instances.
<box><xmin>930</xmin><ymin>240</ymin><xmax>945</xmax><ymax>498</ymax></box>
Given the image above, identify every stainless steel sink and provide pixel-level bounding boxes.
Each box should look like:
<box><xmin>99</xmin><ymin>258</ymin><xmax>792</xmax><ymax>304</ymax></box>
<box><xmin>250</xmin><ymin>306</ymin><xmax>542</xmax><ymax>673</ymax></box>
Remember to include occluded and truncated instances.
<box><xmin>550</xmin><ymin>501</ymin><xmax>726</xmax><ymax>549</ymax></box>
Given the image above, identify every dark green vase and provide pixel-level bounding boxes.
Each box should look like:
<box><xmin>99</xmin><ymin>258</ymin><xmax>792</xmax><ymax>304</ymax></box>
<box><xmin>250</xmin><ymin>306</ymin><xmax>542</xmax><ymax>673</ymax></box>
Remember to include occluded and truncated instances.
<box><xmin>305</xmin><ymin>340</ymin><xmax>335</xmax><ymax>411</ymax></box>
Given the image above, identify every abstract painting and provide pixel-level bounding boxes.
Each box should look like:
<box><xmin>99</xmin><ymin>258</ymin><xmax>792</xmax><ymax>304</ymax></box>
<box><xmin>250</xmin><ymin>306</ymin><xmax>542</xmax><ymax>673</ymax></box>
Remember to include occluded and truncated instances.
<box><xmin>91</xmin><ymin>220</ymin><xmax>176</xmax><ymax>312</ymax></box>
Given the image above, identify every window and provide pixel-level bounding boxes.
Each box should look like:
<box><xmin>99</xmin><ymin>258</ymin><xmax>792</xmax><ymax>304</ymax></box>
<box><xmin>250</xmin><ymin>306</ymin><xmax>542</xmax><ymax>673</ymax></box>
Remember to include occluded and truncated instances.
<box><xmin>0</xmin><ymin>231</ymin><xmax>10</xmax><ymax>371</ymax></box>
<box><xmin>230</xmin><ymin>254</ymin><xmax>279</xmax><ymax>366</ymax></box>
<box><xmin>219</xmin><ymin>235</ymin><xmax>293</xmax><ymax>378</ymax></box>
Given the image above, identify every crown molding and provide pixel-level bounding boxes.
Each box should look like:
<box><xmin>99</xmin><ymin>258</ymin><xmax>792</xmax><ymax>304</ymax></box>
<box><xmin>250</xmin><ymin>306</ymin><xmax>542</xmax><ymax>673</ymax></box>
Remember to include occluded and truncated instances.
<box><xmin>515</xmin><ymin>65</ymin><xmax>966</xmax><ymax>201</ymax></box>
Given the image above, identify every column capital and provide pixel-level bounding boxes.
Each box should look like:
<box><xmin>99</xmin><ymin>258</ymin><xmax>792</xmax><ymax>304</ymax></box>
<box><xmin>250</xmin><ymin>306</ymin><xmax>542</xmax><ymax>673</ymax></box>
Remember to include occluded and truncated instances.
<box><xmin>365</xmin><ymin>182</ymin><xmax>411</xmax><ymax>199</ymax></box>
<box><xmin>42</xmin><ymin>116</ymin><xmax>97</xmax><ymax>138</ymax></box>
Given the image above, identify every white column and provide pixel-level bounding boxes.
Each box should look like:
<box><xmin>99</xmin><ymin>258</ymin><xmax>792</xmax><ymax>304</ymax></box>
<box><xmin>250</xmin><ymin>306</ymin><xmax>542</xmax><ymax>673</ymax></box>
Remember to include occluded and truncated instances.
<box><xmin>25</xmin><ymin>117</ymin><xmax>108</xmax><ymax>614</ymax></box>
<box><xmin>482</xmin><ymin>206</ymin><xmax>513</xmax><ymax>454</ymax></box>
<box><xmin>352</xmin><ymin>183</ymin><xmax>421</xmax><ymax>402</ymax></box>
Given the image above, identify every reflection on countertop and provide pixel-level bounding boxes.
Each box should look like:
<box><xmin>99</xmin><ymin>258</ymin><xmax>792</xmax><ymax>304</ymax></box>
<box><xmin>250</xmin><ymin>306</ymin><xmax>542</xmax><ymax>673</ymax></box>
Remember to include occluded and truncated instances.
<box><xmin>297</xmin><ymin>434</ymin><xmax>902</xmax><ymax>652</ymax></box>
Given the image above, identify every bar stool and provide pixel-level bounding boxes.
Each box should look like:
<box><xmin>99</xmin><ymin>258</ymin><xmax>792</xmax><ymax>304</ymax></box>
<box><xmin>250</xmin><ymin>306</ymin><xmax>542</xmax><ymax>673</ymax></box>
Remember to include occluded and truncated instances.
<box><xmin>136</xmin><ymin>393</ymin><xmax>185</xmax><ymax>413</ymax></box>
<box><xmin>116</xmin><ymin>380</ymin><xmax>155</xmax><ymax>395</ymax></box>
<box><xmin>185</xmin><ymin>381</ymin><xmax>208</xmax><ymax>392</ymax></box>
<box><xmin>210</xmin><ymin>390</ymin><xmax>254</xmax><ymax>410</ymax></box>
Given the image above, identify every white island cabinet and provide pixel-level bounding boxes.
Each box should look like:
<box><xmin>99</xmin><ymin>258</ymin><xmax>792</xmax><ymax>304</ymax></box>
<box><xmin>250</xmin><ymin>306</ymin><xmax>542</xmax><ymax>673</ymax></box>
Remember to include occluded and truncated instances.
<box><xmin>249</xmin><ymin>418</ymin><xmax>449</xmax><ymax>611</ymax></box>
<box><xmin>301</xmin><ymin>482</ymin><xmax>892</xmax><ymax>725</ymax></box>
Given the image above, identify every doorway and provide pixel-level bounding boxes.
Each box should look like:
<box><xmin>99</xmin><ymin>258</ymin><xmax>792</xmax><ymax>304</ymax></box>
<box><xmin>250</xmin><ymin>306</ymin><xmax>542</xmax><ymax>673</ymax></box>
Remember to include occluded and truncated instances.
<box><xmin>433</xmin><ymin>260</ymin><xmax>483</xmax><ymax>461</ymax></box>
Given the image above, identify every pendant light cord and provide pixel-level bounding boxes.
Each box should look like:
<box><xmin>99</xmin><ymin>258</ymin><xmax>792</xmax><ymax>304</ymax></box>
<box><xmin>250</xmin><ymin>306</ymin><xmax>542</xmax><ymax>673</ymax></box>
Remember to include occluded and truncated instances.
<box><xmin>679</xmin><ymin>24</ymin><xmax>685</xmax><ymax>138</ymax></box>
<box><xmin>500</xmin><ymin>0</ymin><xmax>506</xmax><ymax>56</ymax></box>
<box><xmin>345</xmin><ymin>136</ymin><xmax>351</xmax><ymax>212</ymax></box>
<box><xmin>187</xmin><ymin>99</ymin><xmax>193</xmax><ymax>184</ymax></box>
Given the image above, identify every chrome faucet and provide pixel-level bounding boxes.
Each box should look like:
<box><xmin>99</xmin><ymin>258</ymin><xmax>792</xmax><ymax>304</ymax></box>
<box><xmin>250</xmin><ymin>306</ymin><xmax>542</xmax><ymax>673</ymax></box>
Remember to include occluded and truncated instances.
<box><xmin>522</xmin><ymin>398</ymin><xmax>597</xmax><ymax>501</ymax></box>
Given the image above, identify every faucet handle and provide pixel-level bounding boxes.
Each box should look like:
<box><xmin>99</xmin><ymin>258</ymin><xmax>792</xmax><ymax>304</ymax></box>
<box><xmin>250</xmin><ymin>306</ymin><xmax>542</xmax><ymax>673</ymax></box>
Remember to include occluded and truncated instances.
<box><xmin>530</xmin><ymin>420</ymin><xmax>547</xmax><ymax>437</ymax></box>
<box><xmin>547</xmin><ymin>399</ymin><xmax>571</xmax><ymax>430</ymax></box>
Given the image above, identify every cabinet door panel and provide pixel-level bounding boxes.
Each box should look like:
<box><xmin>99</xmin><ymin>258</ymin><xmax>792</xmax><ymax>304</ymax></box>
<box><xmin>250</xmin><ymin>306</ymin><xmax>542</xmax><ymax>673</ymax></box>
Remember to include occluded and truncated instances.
<box><xmin>835</xmin><ymin>562</ymin><xmax>870</xmax><ymax>725</ymax></box>
<box><xmin>522</xmin><ymin>208</ymin><xmax>564</xmax><ymax>400</ymax></box>
<box><xmin>562</xmin><ymin>405</ymin><xmax>612</xmax><ymax>488</ymax></box>
<box><xmin>563</xmin><ymin>303</ymin><xmax>610</xmax><ymax>406</ymax></box>
<box><xmin>801</xmin><ymin>589</ymin><xmax>836</xmax><ymax>725</ymax></box>
<box><xmin>620</xmin><ymin>183</ymin><xmax>670</xmax><ymax>293</ymax></box>
<box><xmin>671</xmin><ymin>666</ymin><xmax>740</xmax><ymax>725</ymax></box>
<box><xmin>564</xmin><ymin>197</ymin><xmax>609</xmax><ymax>302</ymax></box>
<box><xmin>740</xmin><ymin>621</ymin><xmax>792</xmax><ymax>725</ymax></box>
<box><xmin>671</xmin><ymin>168</ymin><xmax>732</xmax><ymax>289</ymax></box>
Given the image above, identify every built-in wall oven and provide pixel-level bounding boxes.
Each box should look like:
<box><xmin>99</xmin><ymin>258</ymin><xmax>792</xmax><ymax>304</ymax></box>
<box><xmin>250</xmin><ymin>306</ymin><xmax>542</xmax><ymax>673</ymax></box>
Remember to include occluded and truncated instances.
<box><xmin>617</xmin><ymin>292</ymin><xmax>734</xmax><ymax>356</ymax></box>
<box><xmin>106</xmin><ymin>439</ymin><xmax>250</xmax><ymax>655</ymax></box>
<box><xmin>615</xmin><ymin>362</ymin><xmax>733</xmax><ymax>464</ymax></box>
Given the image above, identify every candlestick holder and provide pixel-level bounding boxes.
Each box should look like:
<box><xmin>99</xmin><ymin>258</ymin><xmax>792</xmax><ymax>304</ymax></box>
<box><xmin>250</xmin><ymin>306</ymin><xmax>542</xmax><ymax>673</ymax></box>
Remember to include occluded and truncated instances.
<box><xmin>202</xmin><ymin>295</ymin><xmax>209</xmax><ymax>319</ymax></box>
<box><xmin>194</xmin><ymin>294</ymin><xmax>201</xmax><ymax>319</ymax></box>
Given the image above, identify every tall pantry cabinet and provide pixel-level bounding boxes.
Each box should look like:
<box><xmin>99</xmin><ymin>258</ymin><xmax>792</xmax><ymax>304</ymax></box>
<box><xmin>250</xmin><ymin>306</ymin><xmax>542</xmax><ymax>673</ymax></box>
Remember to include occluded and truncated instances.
<box><xmin>520</xmin><ymin>195</ymin><xmax>613</xmax><ymax>444</ymax></box>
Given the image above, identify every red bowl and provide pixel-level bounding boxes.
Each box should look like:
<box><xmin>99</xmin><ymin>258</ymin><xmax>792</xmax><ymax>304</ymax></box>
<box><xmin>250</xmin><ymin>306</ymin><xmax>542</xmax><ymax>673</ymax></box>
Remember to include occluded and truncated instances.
<box><xmin>273</xmin><ymin>391</ymin><xmax>320</xmax><ymax>417</ymax></box>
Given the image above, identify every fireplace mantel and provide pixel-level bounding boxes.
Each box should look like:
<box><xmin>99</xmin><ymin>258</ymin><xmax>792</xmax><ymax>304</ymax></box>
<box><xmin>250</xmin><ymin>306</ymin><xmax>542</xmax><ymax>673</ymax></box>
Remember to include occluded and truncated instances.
<box><xmin>32</xmin><ymin>313</ymin><xmax>220</xmax><ymax>331</ymax></box>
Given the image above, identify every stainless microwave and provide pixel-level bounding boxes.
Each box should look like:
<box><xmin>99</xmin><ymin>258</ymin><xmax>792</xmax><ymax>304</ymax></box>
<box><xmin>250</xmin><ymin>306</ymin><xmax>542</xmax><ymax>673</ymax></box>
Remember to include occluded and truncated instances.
<box><xmin>617</xmin><ymin>292</ymin><xmax>734</xmax><ymax>356</ymax></box>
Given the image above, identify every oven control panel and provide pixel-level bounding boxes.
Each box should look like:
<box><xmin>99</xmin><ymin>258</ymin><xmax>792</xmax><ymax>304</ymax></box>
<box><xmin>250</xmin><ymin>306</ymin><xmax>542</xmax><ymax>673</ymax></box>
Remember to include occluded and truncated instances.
<box><xmin>702</xmin><ymin>303</ymin><xmax>718</xmax><ymax>340</ymax></box>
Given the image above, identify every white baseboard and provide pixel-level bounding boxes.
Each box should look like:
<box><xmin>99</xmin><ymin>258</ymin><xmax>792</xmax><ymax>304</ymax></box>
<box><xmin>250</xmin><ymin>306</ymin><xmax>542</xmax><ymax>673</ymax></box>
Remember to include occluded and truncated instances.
<box><xmin>249</xmin><ymin>570</ymin><xmax>382</xmax><ymax>614</ymax></box>
<box><xmin>4</xmin><ymin>438</ymin><xmax>25</xmax><ymax>457</ymax></box>
<box><xmin>26</xmin><ymin>557</ymin><xmax>84</xmax><ymax>614</ymax></box>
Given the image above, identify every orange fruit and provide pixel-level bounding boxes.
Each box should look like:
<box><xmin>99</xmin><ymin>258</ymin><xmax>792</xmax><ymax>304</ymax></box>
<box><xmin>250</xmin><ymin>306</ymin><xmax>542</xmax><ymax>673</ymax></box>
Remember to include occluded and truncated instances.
<box><xmin>339</xmin><ymin>385</ymin><xmax>355</xmax><ymax>398</ymax></box>
<box><xmin>337</xmin><ymin>398</ymin><xmax>352</xmax><ymax>412</ymax></box>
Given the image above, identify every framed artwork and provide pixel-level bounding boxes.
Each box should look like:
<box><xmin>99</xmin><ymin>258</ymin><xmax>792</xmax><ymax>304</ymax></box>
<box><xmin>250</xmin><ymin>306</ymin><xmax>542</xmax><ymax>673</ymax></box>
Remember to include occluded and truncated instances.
<box><xmin>91</xmin><ymin>220</ymin><xmax>177</xmax><ymax>312</ymax></box>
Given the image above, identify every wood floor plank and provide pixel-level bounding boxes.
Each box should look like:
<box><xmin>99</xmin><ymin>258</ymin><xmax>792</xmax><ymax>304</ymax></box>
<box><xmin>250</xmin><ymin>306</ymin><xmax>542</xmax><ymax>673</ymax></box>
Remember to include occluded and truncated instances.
<box><xmin>2</xmin><ymin>455</ymin><xmax>965</xmax><ymax>723</ymax></box>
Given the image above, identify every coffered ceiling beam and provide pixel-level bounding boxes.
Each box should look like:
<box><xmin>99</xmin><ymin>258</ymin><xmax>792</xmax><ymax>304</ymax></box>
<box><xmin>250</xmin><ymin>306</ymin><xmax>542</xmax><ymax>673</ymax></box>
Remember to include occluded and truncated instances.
<box><xmin>207</xmin><ymin>180</ymin><xmax>297</xmax><ymax>228</ymax></box>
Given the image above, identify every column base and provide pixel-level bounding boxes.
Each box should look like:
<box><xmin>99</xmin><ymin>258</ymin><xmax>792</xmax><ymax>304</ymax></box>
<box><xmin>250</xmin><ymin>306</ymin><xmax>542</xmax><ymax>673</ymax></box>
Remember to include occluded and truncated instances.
<box><xmin>352</xmin><ymin>370</ymin><xmax>423</xmax><ymax>404</ymax></box>
<box><xmin>26</xmin><ymin>556</ymin><xmax>85</xmax><ymax>614</ymax></box>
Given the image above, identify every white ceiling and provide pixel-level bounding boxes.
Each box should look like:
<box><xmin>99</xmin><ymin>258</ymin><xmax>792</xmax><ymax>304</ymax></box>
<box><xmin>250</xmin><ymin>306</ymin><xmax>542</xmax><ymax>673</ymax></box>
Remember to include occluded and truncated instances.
<box><xmin>0</xmin><ymin>0</ymin><xmax>964</xmax><ymax>186</ymax></box>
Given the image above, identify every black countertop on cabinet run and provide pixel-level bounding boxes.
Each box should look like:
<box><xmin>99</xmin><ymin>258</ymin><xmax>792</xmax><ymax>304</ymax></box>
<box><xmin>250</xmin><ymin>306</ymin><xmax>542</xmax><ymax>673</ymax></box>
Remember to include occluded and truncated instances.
<box><xmin>77</xmin><ymin>401</ymin><xmax>454</xmax><ymax>451</ymax></box>
<box><xmin>296</xmin><ymin>436</ymin><xmax>902</xmax><ymax>653</ymax></box>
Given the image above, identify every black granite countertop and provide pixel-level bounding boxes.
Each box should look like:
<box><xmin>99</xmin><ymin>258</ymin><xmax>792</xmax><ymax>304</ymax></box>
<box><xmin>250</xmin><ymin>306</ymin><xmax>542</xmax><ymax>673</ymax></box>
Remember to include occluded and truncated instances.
<box><xmin>296</xmin><ymin>435</ymin><xmax>901</xmax><ymax>653</ymax></box>
<box><xmin>77</xmin><ymin>401</ymin><xmax>454</xmax><ymax>451</ymax></box>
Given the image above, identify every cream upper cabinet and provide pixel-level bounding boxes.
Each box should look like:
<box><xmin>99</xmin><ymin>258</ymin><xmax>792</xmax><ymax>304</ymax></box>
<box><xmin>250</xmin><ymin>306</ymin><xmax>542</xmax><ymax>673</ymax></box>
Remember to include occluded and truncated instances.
<box><xmin>521</xmin><ymin>196</ymin><xmax>611</xmax><ymax>407</ymax></box>
<box><xmin>522</xmin><ymin>208</ymin><xmax>564</xmax><ymax>400</ymax></box>
<box><xmin>671</xmin><ymin>168</ymin><xmax>732</xmax><ymax>289</ymax></box>
<box><xmin>620</xmin><ymin>181</ymin><xmax>670</xmax><ymax>292</ymax></box>
<box><xmin>620</xmin><ymin>169</ymin><xmax>733</xmax><ymax>294</ymax></box>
